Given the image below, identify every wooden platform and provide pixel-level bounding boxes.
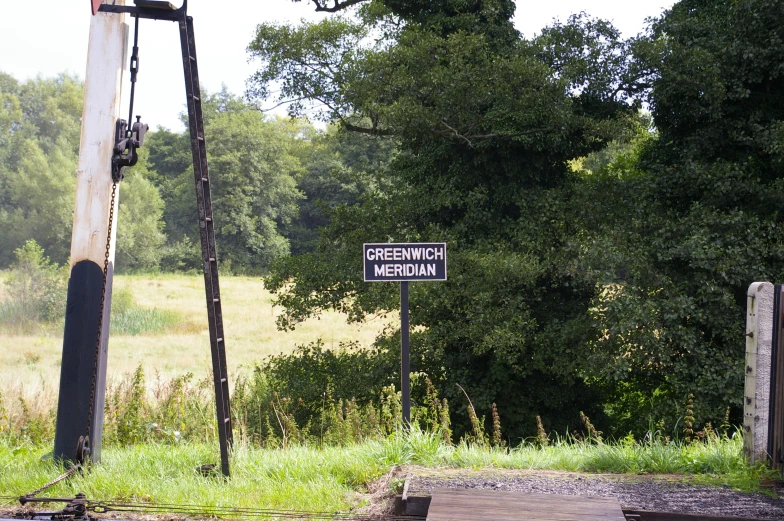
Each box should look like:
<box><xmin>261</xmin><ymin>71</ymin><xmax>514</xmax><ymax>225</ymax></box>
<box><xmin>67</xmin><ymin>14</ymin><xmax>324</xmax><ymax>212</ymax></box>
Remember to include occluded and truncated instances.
<box><xmin>425</xmin><ymin>488</ymin><xmax>626</xmax><ymax>521</ymax></box>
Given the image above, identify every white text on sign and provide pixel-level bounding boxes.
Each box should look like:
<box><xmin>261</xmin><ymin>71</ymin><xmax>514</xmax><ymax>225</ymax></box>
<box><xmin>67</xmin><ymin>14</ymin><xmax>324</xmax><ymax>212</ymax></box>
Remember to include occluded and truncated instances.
<box><xmin>363</xmin><ymin>243</ymin><xmax>447</xmax><ymax>282</ymax></box>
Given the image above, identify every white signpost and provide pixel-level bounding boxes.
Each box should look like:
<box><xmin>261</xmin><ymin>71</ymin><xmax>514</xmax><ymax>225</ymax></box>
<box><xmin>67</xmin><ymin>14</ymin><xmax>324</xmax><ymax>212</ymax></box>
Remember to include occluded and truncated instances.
<box><xmin>364</xmin><ymin>243</ymin><xmax>447</xmax><ymax>424</ymax></box>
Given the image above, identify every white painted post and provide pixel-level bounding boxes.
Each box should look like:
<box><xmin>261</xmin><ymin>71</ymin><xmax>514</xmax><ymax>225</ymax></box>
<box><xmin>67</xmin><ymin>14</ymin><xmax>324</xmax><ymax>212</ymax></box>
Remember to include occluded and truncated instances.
<box><xmin>71</xmin><ymin>4</ymin><xmax>128</xmax><ymax>269</ymax></box>
<box><xmin>744</xmin><ymin>282</ymin><xmax>774</xmax><ymax>464</ymax></box>
<box><xmin>53</xmin><ymin>0</ymin><xmax>128</xmax><ymax>464</ymax></box>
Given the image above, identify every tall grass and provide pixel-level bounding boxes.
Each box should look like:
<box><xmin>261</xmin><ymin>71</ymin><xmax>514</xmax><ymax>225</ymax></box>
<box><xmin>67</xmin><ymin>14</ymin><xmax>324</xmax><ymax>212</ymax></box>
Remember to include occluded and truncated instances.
<box><xmin>0</xmin><ymin>441</ymin><xmax>387</xmax><ymax>513</ymax></box>
<box><xmin>0</xmin><ymin>367</ymin><xmax>771</xmax><ymax>516</ymax></box>
<box><xmin>0</xmin><ymin>430</ymin><xmax>769</xmax><ymax>513</ymax></box>
<box><xmin>0</xmin><ymin>362</ymin><xmax>771</xmax><ymax>511</ymax></box>
<box><xmin>0</xmin><ymin>369</ymin><xmax>763</xmax><ymax>477</ymax></box>
<box><xmin>110</xmin><ymin>306</ymin><xmax>183</xmax><ymax>336</ymax></box>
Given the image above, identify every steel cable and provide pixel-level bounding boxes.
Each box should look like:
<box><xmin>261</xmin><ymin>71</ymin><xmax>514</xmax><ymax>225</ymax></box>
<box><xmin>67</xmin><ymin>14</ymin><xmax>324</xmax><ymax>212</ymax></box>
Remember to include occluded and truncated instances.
<box><xmin>3</xmin><ymin>495</ymin><xmax>424</xmax><ymax>521</ymax></box>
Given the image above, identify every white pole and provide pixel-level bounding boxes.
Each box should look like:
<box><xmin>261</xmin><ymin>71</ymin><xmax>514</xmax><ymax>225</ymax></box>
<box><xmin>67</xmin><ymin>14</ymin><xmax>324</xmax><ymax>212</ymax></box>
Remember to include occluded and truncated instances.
<box><xmin>54</xmin><ymin>0</ymin><xmax>128</xmax><ymax>464</ymax></box>
<box><xmin>71</xmin><ymin>4</ymin><xmax>128</xmax><ymax>267</ymax></box>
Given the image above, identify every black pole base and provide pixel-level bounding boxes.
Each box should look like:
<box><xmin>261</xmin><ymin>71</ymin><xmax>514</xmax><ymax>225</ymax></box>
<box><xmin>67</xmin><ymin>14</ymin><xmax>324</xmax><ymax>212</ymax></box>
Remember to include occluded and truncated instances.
<box><xmin>54</xmin><ymin>260</ymin><xmax>112</xmax><ymax>464</ymax></box>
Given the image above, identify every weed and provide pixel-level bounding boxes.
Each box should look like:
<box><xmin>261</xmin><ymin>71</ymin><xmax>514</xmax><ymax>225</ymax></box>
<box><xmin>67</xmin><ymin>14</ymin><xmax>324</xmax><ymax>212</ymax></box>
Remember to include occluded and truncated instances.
<box><xmin>456</xmin><ymin>384</ymin><xmax>487</xmax><ymax>447</ymax></box>
<box><xmin>684</xmin><ymin>394</ymin><xmax>695</xmax><ymax>443</ymax></box>
<box><xmin>22</xmin><ymin>351</ymin><xmax>41</xmax><ymax>366</ymax></box>
<box><xmin>580</xmin><ymin>411</ymin><xmax>602</xmax><ymax>443</ymax></box>
<box><xmin>720</xmin><ymin>407</ymin><xmax>731</xmax><ymax>437</ymax></box>
<box><xmin>439</xmin><ymin>398</ymin><xmax>452</xmax><ymax>445</ymax></box>
<box><xmin>535</xmin><ymin>415</ymin><xmax>549</xmax><ymax>447</ymax></box>
<box><xmin>491</xmin><ymin>403</ymin><xmax>503</xmax><ymax>447</ymax></box>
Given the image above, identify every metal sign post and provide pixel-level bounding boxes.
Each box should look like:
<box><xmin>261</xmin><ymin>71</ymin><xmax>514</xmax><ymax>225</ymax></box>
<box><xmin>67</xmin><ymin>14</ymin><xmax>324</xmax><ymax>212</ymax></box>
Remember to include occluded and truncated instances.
<box><xmin>400</xmin><ymin>280</ymin><xmax>410</xmax><ymax>424</ymax></box>
<box><xmin>364</xmin><ymin>243</ymin><xmax>447</xmax><ymax>426</ymax></box>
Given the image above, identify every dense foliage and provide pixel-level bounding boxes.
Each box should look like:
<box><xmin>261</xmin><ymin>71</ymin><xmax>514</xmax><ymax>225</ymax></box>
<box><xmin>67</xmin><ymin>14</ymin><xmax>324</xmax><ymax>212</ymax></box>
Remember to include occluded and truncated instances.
<box><xmin>254</xmin><ymin>0</ymin><xmax>639</xmax><ymax>439</ymax></box>
<box><xmin>575</xmin><ymin>0</ymin><xmax>784</xmax><ymax>433</ymax></box>
<box><xmin>254</xmin><ymin>0</ymin><xmax>784</xmax><ymax>440</ymax></box>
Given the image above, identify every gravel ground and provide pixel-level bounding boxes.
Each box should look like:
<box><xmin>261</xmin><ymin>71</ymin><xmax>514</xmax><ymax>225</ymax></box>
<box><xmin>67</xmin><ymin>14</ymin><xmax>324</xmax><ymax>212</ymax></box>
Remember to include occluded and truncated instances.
<box><xmin>405</xmin><ymin>467</ymin><xmax>784</xmax><ymax>520</ymax></box>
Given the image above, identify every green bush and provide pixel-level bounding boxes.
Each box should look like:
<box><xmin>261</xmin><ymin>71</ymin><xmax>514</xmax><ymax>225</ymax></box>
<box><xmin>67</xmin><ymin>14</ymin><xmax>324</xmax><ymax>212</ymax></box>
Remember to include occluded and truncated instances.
<box><xmin>0</xmin><ymin>240</ymin><xmax>67</xmax><ymax>331</ymax></box>
<box><xmin>103</xmin><ymin>365</ymin><xmax>217</xmax><ymax>446</ymax></box>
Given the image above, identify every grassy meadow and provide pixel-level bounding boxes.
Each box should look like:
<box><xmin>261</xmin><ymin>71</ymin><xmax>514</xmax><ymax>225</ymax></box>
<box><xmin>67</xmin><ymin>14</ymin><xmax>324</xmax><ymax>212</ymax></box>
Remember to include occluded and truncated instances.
<box><xmin>0</xmin><ymin>272</ymin><xmax>391</xmax><ymax>404</ymax></box>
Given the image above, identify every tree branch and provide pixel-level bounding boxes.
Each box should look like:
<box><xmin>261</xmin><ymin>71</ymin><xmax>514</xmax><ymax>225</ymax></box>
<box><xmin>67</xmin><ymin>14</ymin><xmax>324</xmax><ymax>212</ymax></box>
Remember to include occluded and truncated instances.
<box><xmin>440</xmin><ymin>120</ymin><xmax>476</xmax><ymax>147</ymax></box>
<box><xmin>342</xmin><ymin>121</ymin><xmax>393</xmax><ymax>136</ymax></box>
<box><xmin>257</xmin><ymin>96</ymin><xmax>311</xmax><ymax>112</ymax></box>
<box><xmin>308</xmin><ymin>0</ymin><xmax>369</xmax><ymax>12</ymax></box>
<box><xmin>438</xmin><ymin>120</ymin><xmax>548</xmax><ymax>146</ymax></box>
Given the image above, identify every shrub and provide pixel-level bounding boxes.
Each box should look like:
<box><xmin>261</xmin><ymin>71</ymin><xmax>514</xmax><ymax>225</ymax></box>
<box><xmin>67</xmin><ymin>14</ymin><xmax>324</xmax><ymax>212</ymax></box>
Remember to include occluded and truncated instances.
<box><xmin>0</xmin><ymin>240</ymin><xmax>67</xmax><ymax>331</ymax></box>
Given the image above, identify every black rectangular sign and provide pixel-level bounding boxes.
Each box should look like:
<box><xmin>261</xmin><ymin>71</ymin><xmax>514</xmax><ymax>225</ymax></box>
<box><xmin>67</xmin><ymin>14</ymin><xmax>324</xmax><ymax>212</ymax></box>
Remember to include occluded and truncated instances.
<box><xmin>364</xmin><ymin>243</ymin><xmax>447</xmax><ymax>282</ymax></box>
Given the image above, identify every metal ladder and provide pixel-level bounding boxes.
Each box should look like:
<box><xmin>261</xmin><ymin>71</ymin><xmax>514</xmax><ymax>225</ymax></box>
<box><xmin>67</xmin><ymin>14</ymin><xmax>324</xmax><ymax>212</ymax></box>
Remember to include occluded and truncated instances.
<box><xmin>178</xmin><ymin>14</ymin><xmax>233</xmax><ymax>477</ymax></box>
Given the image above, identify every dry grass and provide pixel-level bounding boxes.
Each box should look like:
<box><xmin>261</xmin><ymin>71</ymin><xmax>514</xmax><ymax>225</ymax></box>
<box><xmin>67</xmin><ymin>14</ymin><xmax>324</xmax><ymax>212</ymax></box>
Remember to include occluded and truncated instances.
<box><xmin>0</xmin><ymin>272</ymin><xmax>391</xmax><ymax>399</ymax></box>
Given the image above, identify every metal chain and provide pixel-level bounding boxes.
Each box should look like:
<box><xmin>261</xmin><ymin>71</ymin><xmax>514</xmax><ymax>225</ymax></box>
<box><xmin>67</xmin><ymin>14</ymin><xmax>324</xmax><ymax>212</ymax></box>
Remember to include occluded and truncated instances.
<box><xmin>19</xmin><ymin>465</ymin><xmax>81</xmax><ymax>503</ymax></box>
<box><xmin>87</xmin><ymin>181</ymin><xmax>118</xmax><ymax>444</ymax></box>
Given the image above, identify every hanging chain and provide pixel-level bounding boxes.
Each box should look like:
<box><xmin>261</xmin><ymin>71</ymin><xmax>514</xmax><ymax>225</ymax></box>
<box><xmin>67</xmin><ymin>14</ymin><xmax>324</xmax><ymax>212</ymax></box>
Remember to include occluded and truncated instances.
<box><xmin>87</xmin><ymin>181</ymin><xmax>117</xmax><ymax>444</ymax></box>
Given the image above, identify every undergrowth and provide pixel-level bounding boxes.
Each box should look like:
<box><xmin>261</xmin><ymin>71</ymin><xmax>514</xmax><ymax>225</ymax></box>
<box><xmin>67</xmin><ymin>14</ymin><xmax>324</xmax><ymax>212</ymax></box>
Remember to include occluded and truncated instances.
<box><xmin>0</xmin><ymin>366</ymin><xmax>773</xmax><ymax>501</ymax></box>
<box><xmin>108</xmin><ymin>288</ymin><xmax>184</xmax><ymax>336</ymax></box>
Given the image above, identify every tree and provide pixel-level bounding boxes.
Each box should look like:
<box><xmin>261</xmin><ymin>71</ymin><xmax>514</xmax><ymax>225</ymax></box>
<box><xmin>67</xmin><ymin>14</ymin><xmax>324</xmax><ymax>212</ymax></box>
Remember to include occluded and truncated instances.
<box><xmin>256</xmin><ymin>1</ymin><xmax>638</xmax><ymax>439</ymax></box>
<box><xmin>144</xmin><ymin>88</ymin><xmax>304</xmax><ymax>272</ymax></box>
<box><xmin>0</xmin><ymin>72</ymin><xmax>169</xmax><ymax>274</ymax></box>
<box><xmin>285</xmin><ymin>124</ymin><xmax>396</xmax><ymax>255</ymax></box>
<box><xmin>0</xmin><ymin>74</ymin><xmax>82</xmax><ymax>267</ymax></box>
<box><xmin>572</xmin><ymin>0</ymin><xmax>784</xmax><ymax>432</ymax></box>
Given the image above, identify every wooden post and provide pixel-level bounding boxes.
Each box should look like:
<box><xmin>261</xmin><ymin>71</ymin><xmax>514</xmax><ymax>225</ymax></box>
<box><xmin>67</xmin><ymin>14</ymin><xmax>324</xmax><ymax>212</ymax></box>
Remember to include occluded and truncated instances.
<box><xmin>743</xmin><ymin>282</ymin><xmax>773</xmax><ymax>464</ymax></box>
<box><xmin>54</xmin><ymin>1</ymin><xmax>128</xmax><ymax>465</ymax></box>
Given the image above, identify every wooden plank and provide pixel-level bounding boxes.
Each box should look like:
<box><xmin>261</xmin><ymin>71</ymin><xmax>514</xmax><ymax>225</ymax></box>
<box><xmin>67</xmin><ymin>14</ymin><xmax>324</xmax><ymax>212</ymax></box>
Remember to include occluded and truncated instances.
<box><xmin>395</xmin><ymin>495</ymin><xmax>432</xmax><ymax>517</ymax></box>
<box><xmin>429</xmin><ymin>497</ymin><xmax>621</xmax><ymax>516</ymax></box>
<box><xmin>426</xmin><ymin>488</ymin><xmax>625</xmax><ymax>521</ymax></box>
<box><xmin>427</xmin><ymin>489</ymin><xmax>620</xmax><ymax>514</ymax></box>
<box><xmin>624</xmin><ymin>510</ymin><xmax>773</xmax><ymax>521</ymax></box>
<box><xmin>71</xmin><ymin>1</ymin><xmax>127</xmax><ymax>268</ymax></box>
<box><xmin>430</xmin><ymin>488</ymin><xmax>619</xmax><ymax>505</ymax></box>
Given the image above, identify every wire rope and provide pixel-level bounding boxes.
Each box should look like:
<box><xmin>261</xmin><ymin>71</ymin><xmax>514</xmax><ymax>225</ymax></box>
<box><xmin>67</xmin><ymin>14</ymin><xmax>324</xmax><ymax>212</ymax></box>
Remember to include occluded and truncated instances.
<box><xmin>3</xmin><ymin>494</ymin><xmax>424</xmax><ymax>521</ymax></box>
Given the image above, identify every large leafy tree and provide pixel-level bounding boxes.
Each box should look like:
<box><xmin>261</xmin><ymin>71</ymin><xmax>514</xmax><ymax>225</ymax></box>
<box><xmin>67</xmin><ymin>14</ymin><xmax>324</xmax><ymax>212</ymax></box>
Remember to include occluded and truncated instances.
<box><xmin>253</xmin><ymin>1</ymin><xmax>639</xmax><ymax>438</ymax></box>
<box><xmin>284</xmin><ymin>124</ymin><xmax>396</xmax><ymax>255</ymax></box>
<box><xmin>574</xmin><ymin>0</ymin><xmax>784</xmax><ymax>431</ymax></box>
